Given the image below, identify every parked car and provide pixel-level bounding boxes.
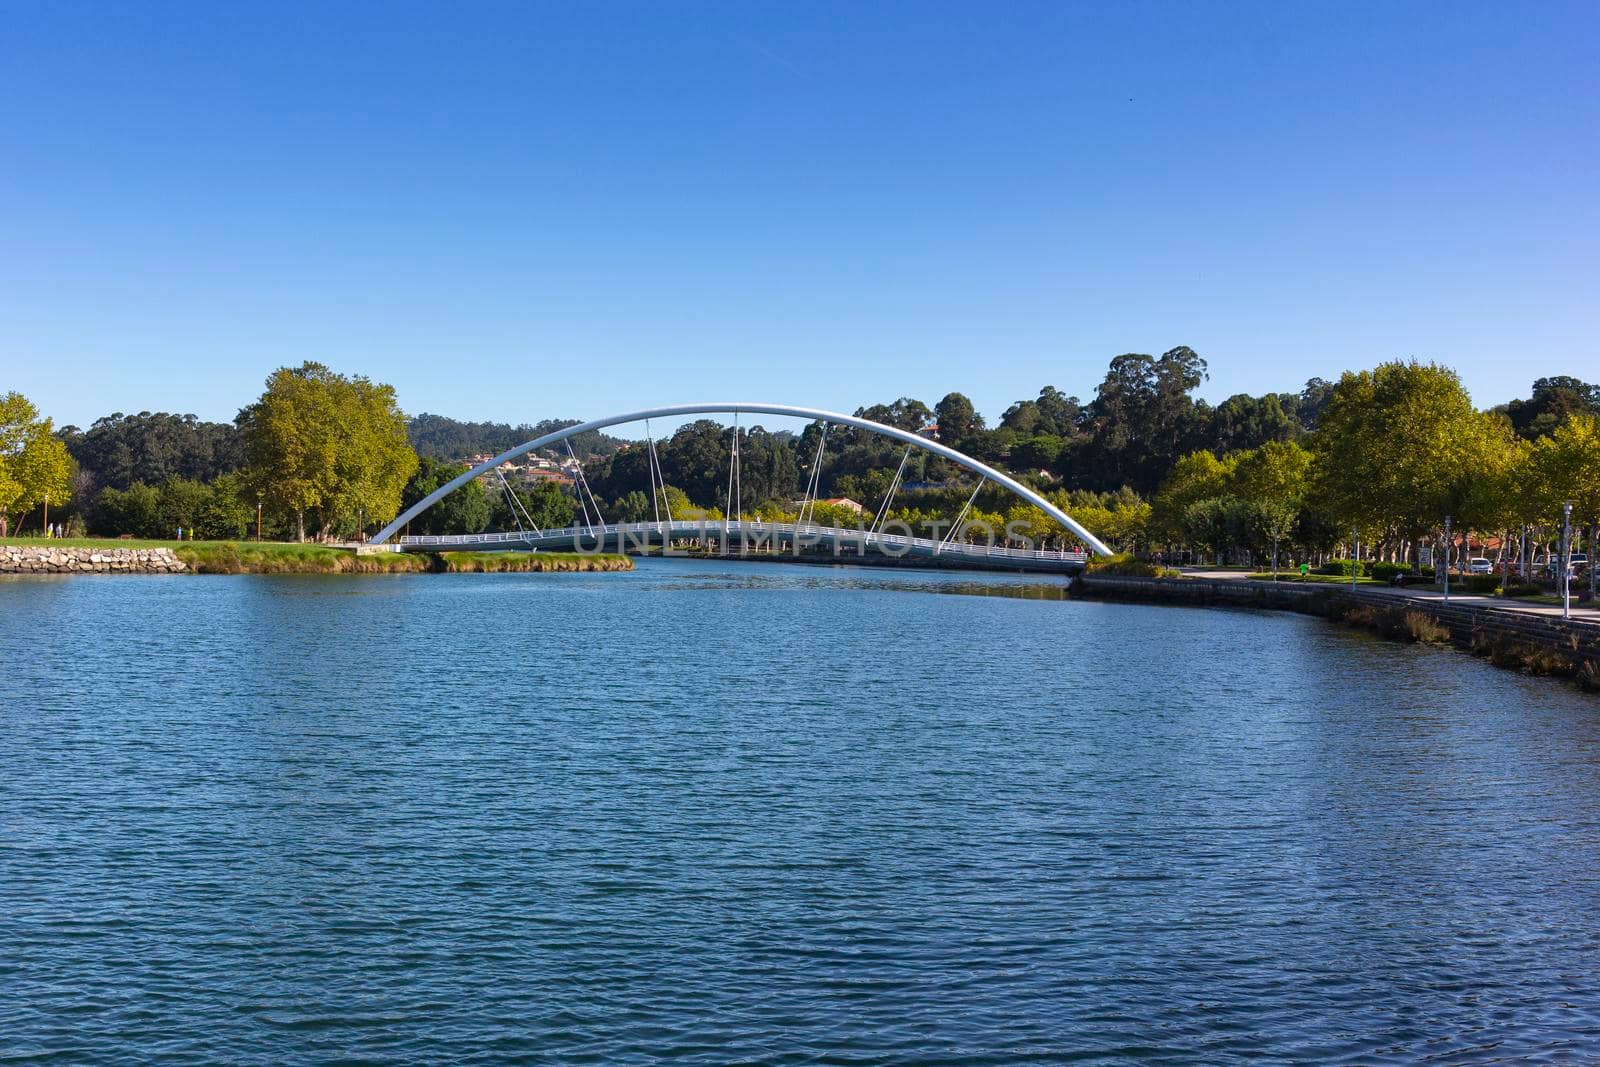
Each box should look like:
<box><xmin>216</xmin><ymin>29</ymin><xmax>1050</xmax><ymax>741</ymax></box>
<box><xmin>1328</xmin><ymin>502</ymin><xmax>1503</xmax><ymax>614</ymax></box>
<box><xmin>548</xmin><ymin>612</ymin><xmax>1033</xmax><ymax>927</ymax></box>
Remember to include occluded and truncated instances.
<box><xmin>1543</xmin><ymin>554</ymin><xmax>1588</xmax><ymax>578</ymax></box>
<box><xmin>1467</xmin><ymin>558</ymin><xmax>1492</xmax><ymax>574</ymax></box>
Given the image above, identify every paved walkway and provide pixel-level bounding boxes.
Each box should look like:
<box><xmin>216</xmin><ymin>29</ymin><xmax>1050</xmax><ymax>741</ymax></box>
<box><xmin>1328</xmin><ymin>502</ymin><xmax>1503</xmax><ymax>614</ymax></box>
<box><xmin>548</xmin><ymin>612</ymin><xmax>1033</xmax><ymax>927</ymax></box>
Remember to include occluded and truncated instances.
<box><xmin>1180</xmin><ymin>568</ymin><xmax>1600</xmax><ymax>627</ymax></box>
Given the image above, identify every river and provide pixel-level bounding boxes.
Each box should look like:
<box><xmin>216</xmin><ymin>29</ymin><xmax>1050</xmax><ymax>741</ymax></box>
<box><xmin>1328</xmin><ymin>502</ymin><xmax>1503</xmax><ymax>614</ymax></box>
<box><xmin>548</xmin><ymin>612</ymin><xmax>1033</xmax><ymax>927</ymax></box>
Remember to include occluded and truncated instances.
<box><xmin>4</xmin><ymin>559</ymin><xmax>1599</xmax><ymax>1063</ymax></box>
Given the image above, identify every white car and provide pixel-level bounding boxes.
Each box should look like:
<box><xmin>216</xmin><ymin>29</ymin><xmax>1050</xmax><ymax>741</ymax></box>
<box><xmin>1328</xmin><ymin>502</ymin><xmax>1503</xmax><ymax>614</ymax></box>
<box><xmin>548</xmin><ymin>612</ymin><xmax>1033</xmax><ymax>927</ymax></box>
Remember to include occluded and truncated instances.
<box><xmin>1467</xmin><ymin>558</ymin><xmax>1492</xmax><ymax>574</ymax></box>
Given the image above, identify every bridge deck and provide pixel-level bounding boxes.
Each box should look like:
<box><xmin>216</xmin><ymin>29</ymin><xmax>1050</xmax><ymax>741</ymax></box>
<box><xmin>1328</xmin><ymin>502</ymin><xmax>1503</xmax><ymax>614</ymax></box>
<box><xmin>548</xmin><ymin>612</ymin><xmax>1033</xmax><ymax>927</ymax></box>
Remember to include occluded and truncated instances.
<box><xmin>397</xmin><ymin>520</ymin><xmax>1089</xmax><ymax>574</ymax></box>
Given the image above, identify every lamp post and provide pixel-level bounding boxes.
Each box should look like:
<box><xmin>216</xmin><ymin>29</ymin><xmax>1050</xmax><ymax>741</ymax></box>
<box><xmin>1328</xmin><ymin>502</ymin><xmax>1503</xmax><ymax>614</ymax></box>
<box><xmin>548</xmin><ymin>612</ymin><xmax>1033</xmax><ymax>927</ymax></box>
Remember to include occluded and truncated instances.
<box><xmin>1443</xmin><ymin>514</ymin><xmax>1451</xmax><ymax>603</ymax></box>
<box><xmin>42</xmin><ymin>492</ymin><xmax>49</xmax><ymax>539</ymax></box>
<box><xmin>1562</xmin><ymin>500</ymin><xmax>1572</xmax><ymax>620</ymax></box>
<box><xmin>1351</xmin><ymin>527</ymin><xmax>1358</xmax><ymax>590</ymax></box>
<box><xmin>256</xmin><ymin>492</ymin><xmax>263</xmax><ymax>543</ymax></box>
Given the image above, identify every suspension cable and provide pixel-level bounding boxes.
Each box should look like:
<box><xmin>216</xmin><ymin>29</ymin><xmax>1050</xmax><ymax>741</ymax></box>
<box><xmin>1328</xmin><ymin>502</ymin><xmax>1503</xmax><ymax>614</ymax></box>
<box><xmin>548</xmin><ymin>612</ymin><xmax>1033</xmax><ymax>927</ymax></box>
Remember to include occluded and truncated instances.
<box><xmin>797</xmin><ymin>422</ymin><xmax>828</xmax><ymax>528</ymax></box>
<box><xmin>724</xmin><ymin>413</ymin><xmax>741</xmax><ymax>523</ymax></box>
<box><xmin>647</xmin><ymin>420</ymin><xmax>672</xmax><ymax>525</ymax></box>
<box><xmin>939</xmin><ymin>478</ymin><xmax>985</xmax><ymax>552</ymax></box>
<box><xmin>495</xmin><ymin>467</ymin><xmax>533</xmax><ymax>546</ymax></box>
<box><xmin>566</xmin><ymin>439</ymin><xmax>607</xmax><ymax>535</ymax></box>
<box><xmin>871</xmin><ymin>445</ymin><xmax>913</xmax><ymax>537</ymax></box>
<box><xmin>645</xmin><ymin>419</ymin><xmax>662</xmax><ymax>526</ymax></box>
<box><xmin>503</xmin><ymin>469</ymin><xmax>545</xmax><ymax>536</ymax></box>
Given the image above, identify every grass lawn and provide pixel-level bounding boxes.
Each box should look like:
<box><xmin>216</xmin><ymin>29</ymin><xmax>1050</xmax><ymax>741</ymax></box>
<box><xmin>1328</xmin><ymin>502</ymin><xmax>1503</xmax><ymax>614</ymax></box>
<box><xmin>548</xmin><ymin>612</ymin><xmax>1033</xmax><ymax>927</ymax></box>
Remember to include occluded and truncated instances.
<box><xmin>1247</xmin><ymin>572</ymin><xmax>1382</xmax><ymax>584</ymax></box>
<box><xmin>3</xmin><ymin>536</ymin><xmax>192</xmax><ymax>550</ymax></box>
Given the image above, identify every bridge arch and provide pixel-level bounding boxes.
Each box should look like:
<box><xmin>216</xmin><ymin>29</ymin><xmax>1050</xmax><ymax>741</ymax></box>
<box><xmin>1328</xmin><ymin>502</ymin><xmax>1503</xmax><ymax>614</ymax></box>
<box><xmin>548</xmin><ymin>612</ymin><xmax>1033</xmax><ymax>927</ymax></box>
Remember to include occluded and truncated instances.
<box><xmin>372</xmin><ymin>403</ymin><xmax>1113</xmax><ymax>556</ymax></box>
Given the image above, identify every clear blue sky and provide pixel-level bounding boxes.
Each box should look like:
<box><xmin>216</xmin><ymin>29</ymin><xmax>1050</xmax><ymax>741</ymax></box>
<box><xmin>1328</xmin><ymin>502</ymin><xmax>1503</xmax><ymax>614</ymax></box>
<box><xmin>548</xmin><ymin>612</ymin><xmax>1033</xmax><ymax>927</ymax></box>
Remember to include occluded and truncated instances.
<box><xmin>3</xmin><ymin>2</ymin><xmax>1595</xmax><ymax>429</ymax></box>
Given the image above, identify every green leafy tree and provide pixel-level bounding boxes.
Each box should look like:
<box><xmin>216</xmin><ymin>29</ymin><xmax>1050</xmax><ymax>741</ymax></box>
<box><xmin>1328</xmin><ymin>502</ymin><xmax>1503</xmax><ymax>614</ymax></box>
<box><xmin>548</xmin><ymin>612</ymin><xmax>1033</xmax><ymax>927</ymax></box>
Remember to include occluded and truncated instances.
<box><xmin>199</xmin><ymin>472</ymin><xmax>256</xmax><ymax>540</ymax></box>
<box><xmin>94</xmin><ymin>481</ymin><xmax>162</xmax><ymax>538</ymax></box>
<box><xmin>0</xmin><ymin>392</ymin><xmax>73</xmax><ymax>536</ymax></box>
<box><xmin>1207</xmin><ymin>393</ymin><xmax>1301</xmax><ymax>454</ymax></box>
<box><xmin>1310</xmin><ymin>361</ymin><xmax>1506</xmax><ymax>560</ymax></box>
<box><xmin>238</xmin><ymin>363</ymin><xmax>418</xmax><ymax>541</ymax></box>
<box><xmin>61</xmin><ymin>412</ymin><xmax>241</xmax><ymax>490</ymax></box>
<box><xmin>1080</xmin><ymin>347</ymin><xmax>1209</xmax><ymax>491</ymax></box>
<box><xmin>612</xmin><ymin>489</ymin><xmax>653</xmax><ymax>523</ymax></box>
<box><xmin>1499</xmin><ymin>376</ymin><xmax>1600</xmax><ymax>441</ymax></box>
<box><xmin>156</xmin><ymin>477</ymin><xmax>212</xmax><ymax>537</ymax></box>
<box><xmin>1149</xmin><ymin>450</ymin><xmax>1233</xmax><ymax>544</ymax></box>
<box><xmin>399</xmin><ymin>457</ymin><xmax>492</xmax><ymax>536</ymax></box>
<box><xmin>935</xmin><ymin>392</ymin><xmax>980</xmax><ymax>443</ymax></box>
<box><xmin>1526</xmin><ymin>414</ymin><xmax>1600</xmax><ymax>593</ymax></box>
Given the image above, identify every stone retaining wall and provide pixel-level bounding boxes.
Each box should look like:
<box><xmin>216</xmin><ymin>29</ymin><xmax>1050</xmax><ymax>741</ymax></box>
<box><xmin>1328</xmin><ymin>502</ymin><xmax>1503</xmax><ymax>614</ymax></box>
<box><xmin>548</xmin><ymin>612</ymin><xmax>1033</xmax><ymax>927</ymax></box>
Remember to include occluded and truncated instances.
<box><xmin>1</xmin><ymin>546</ymin><xmax>188</xmax><ymax>574</ymax></box>
<box><xmin>1074</xmin><ymin>574</ymin><xmax>1600</xmax><ymax>685</ymax></box>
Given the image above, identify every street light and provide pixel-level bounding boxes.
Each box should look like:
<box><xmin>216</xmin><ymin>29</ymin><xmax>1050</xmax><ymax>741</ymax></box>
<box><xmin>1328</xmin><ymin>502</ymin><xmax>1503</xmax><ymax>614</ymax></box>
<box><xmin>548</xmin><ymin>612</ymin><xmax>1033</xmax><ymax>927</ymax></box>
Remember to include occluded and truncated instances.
<box><xmin>1443</xmin><ymin>514</ymin><xmax>1451</xmax><ymax>604</ymax></box>
<box><xmin>256</xmin><ymin>492</ymin><xmax>264</xmax><ymax>543</ymax></box>
<box><xmin>1351</xmin><ymin>527</ymin><xmax>1358</xmax><ymax>590</ymax></box>
<box><xmin>1562</xmin><ymin>500</ymin><xmax>1572</xmax><ymax>620</ymax></box>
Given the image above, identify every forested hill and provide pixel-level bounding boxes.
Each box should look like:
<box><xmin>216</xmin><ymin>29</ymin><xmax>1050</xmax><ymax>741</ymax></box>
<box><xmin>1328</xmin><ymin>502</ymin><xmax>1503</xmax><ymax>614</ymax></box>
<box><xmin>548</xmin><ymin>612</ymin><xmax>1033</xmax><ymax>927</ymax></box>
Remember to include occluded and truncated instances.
<box><xmin>407</xmin><ymin>414</ymin><xmax>631</xmax><ymax>461</ymax></box>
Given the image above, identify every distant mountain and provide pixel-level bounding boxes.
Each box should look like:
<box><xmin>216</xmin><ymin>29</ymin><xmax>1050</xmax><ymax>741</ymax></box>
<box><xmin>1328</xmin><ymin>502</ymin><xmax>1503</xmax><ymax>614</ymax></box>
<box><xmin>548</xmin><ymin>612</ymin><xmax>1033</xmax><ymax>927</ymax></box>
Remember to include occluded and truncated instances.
<box><xmin>408</xmin><ymin>413</ymin><xmax>631</xmax><ymax>463</ymax></box>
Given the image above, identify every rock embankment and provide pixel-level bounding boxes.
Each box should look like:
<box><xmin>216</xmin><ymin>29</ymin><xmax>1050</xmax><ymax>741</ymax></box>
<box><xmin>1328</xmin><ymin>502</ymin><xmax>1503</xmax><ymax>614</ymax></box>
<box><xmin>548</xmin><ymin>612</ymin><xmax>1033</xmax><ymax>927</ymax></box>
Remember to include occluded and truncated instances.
<box><xmin>0</xmin><ymin>546</ymin><xmax>189</xmax><ymax>574</ymax></box>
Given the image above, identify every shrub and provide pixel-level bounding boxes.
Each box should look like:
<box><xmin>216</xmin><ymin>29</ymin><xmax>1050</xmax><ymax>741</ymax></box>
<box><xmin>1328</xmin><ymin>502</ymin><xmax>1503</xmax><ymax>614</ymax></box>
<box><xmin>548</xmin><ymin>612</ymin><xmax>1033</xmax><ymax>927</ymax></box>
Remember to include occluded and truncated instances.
<box><xmin>1459</xmin><ymin>574</ymin><xmax>1501</xmax><ymax>594</ymax></box>
<box><xmin>1404</xmin><ymin>611</ymin><xmax>1450</xmax><ymax>643</ymax></box>
<box><xmin>1505</xmin><ymin>582</ymin><xmax>1542</xmax><ymax>597</ymax></box>
<box><xmin>1371</xmin><ymin>561</ymin><xmax>1412</xmax><ymax>582</ymax></box>
<box><xmin>1580</xmin><ymin>661</ymin><xmax>1600</xmax><ymax>693</ymax></box>
<box><xmin>1085</xmin><ymin>553</ymin><xmax>1176</xmax><ymax>578</ymax></box>
<box><xmin>1471</xmin><ymin>634</ymin><xmax>1577</xmax><ymax>676</ymax></box>
<box><xmin>1318</xmin><ymin>560</ymin><xmax>1367</xmax><ymax>577</ymax></box>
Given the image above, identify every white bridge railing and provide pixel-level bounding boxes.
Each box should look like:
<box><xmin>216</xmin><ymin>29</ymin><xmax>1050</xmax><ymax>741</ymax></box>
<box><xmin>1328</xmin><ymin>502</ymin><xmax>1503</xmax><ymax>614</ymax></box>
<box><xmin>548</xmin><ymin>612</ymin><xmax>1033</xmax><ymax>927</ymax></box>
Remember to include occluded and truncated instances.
<box><xmin>398</xmin><ymin>520</ymin><xmax>1090</xmax><ymax>566</ymax></box>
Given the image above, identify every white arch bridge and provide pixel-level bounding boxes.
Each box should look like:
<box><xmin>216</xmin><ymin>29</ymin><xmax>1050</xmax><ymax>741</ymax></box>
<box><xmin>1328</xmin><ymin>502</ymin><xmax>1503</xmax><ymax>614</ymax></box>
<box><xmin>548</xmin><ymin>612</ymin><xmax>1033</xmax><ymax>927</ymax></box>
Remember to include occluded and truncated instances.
<box><xmin>372</xmin><ymin>403</ymin><xmax>1112</xmax><ymax>573</ymax></box>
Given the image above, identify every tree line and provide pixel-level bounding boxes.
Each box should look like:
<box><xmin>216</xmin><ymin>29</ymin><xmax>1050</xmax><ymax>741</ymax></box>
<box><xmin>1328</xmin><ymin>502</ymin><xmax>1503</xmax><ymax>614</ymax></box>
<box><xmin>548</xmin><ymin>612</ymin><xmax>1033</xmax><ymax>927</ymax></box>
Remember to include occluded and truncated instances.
<box><xmin>1146</xmin><ymin>365</ymin><xmax>1599</xmax><ymax>593</ymax></box>
<box><xmin>3</xmin><ymin>354</ymin><xmax>1594</xmax><ymax>572</ymax></box>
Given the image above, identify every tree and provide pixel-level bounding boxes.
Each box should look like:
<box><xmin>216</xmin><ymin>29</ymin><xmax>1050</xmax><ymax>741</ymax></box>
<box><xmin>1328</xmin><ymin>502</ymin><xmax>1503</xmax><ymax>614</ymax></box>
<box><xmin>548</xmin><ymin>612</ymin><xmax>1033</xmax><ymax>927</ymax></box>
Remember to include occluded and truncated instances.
<box><xmin>1149</xmin><ymin>450</ymin><xmax>1233</xmax><ymax>544</ymax></box>
<box><xmin>61</xmin><ymin>412</ymin><xmax>241</xmax><ymax>491</ymax></box>
<box><xmin>1011</xmin><ymin>434</ymin><xmax>1065</xmax><ymax>471</ymax></box>
<box><xmin>611</xmin><ymin>490</ymin><xmax>653</xmax><ymax>523</ymax></box>
<box><xmin>1230</xmin><ymin>440</ymin><xmax>1312</xmax><ymax>507</ymax></box>
<box><xmin>0</xmin><ymin>392</ymin><xmax>73</xmax><ymax>536</ymax></box>
<box><xmin>1207</xmin><ymin>393</ymin><xmax>1300</xmax><ymax>454</ymax></box>
<box><xmin>407</xmin><ymin>413</ymin><xmax>628</xmax><ymax>462</ymax></box>
<box><xmin>238</xmin><ymin>363</ymin><xmax>418</xmax><ymax>541</ymax></box>
<box><xmin>856</xmin><ymin>398</ymin><xmax>933</xmax><ymax>433</ymax></box>
<box><xmin>1230</xmin><ymin>440</ymin><xmax>1312</xmax><ymax>564</ymax></box>
<box><xmin>399</xmin><ymin>457</ymin><xmax>492</xmax><ymax>536</ymax></box>
<box><xmin>1079</xmin><ymin>347</ymin><xmax>1209</xmax><ymax>492</ymax></box>
<box><xmin>1292</xmin><ymin>377</ymin><xmax>1337</xmax><ymax>430</ymax></box>
<box><xmin>94</xmin><ymin>481</ymin><xmax>161</xmax><ymax>538</ymax></box>
<box><xmin>156</xmin><ymin>477</ymin><xmax>212</xmax><ymax>537</ymax></box>
<box><xmin>1500</xmin><ymin>377</ymin><xmax>1600</xmax><ymax>441</ymax></box>
<box><xmin>935</xmin><ymin>392</ymin><xmax>980</xmax><ymax>443</ymax></box>
<box><xmin>1526</xmin><ymin>414</ymin><xmax>1600</xmax><ymax>593</ymax></box>
<box><xmin>1309</xmin><ymin>361</ymin><xmax>1506</xmax><ymax>559</ymax></box>
<box><xmin>199</xmin><ymin>472</ymin><xmax>256</xmax><ymax>540</ymax></box>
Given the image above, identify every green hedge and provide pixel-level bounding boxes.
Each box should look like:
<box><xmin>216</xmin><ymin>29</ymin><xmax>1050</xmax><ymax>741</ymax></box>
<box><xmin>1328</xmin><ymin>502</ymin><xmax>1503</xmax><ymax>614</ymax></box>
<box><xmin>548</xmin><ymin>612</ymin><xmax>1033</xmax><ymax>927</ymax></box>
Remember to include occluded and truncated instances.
<box><xmin>1318</xmin><ymin>560</ymin><xmax>1367</xmax><ymax>577</ymax></box>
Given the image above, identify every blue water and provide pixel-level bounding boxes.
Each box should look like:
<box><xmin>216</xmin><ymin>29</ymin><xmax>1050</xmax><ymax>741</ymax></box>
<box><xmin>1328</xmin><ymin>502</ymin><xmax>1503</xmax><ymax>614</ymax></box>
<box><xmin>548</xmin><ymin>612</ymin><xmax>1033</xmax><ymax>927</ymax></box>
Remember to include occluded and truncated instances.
<box><xmin>3</xmin><ymin>559</ymin><xmax>1600</xmax><ymax>1064</ymax></box>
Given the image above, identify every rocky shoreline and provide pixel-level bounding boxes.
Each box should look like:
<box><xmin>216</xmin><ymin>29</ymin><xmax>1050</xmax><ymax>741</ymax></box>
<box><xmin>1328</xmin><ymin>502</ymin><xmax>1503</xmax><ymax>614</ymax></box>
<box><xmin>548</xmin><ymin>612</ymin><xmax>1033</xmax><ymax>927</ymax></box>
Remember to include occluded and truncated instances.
<box><xmin>0</xmin><ymin>543</ymin><xmax>636</xmax><ymax>576</ymax></box>
<box><xmin>1</xmin><ymin>545</ymin><xmax>189</xmax><ymax>574</ymax></box>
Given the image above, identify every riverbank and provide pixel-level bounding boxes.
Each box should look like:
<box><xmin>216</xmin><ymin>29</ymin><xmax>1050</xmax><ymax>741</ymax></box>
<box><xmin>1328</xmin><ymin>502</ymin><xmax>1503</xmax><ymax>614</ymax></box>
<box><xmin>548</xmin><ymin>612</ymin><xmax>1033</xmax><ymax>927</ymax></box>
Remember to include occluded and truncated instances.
<box><xmin>1073</xmin><ymin>573</ymin><xmax>1600</xmax><ymax>691</ymax></box>
<box><xmin>0</xmin><ymin>541</ymin><xmax>632</xmax><ymax>576</ymax></box>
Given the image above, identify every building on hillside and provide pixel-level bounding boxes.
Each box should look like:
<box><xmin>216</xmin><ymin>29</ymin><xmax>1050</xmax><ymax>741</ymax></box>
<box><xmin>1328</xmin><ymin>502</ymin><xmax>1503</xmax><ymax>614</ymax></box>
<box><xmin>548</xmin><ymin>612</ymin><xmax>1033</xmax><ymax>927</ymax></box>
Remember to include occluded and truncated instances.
<box><xmin>523</xmin><ymin>468</ymin><xmax>575</xmax><ymax>487</ymax></box>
